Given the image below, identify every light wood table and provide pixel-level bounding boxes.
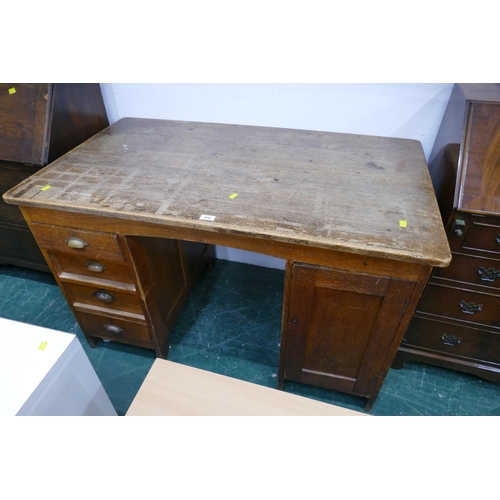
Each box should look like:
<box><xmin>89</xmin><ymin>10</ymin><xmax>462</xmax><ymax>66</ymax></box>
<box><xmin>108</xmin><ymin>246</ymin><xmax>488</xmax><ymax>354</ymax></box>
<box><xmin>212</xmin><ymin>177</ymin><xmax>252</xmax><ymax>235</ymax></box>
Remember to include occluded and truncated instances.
<box><xmin>126</xmin><ymin>359</ymin><xmax>366</xmax><ymax>416</ymax></box>
<box><xmin>3</xmin><ymin>118</ymin><xmax>451</xmax><ymax>410</ymax></box>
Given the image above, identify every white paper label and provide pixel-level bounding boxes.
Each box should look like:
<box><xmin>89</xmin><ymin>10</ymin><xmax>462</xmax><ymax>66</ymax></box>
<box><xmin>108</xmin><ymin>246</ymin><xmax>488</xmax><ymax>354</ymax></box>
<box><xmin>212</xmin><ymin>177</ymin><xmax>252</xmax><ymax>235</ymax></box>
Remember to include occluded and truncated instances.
<box><xmin>199</xmin><ymin>214</ymin><xmax>216</xmax><ymax>221</ymax></box>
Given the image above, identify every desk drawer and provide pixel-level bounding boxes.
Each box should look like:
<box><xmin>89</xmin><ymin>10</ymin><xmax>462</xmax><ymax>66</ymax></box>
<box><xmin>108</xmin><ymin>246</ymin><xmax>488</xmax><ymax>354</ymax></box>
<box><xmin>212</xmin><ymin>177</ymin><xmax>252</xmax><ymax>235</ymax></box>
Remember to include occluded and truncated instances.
<box><xmin>404</xmin><ymin>316</ymin><xmax>500</xmax><ymax>366</ymax></box>
<box><xmin>65</xmin><ymin>282</ymin><xmax>145</xmax><ymax>319</ymax></box>
<box><xmin>432</xmin><ymin>253</ymin><xmax>500</xmax><ymax>290</ymax></box>
<box><xmin>30</xmin><ymin>222</ymin><xmax>125</xmax><ymax>262</ymax></box>
<box><xmin>417</xmin><ymin>283</ymin><xmax>500</xmax><ymax>329</ymax></box>
<box><xmin>51</xmin><ymin>253</ymin><xmax>136</xmax><ymax>285</ymax></box>
<box><xmin>76</xmin><ymin>311</ymin><xmax>153</xmax><ymax>349</ymax></box>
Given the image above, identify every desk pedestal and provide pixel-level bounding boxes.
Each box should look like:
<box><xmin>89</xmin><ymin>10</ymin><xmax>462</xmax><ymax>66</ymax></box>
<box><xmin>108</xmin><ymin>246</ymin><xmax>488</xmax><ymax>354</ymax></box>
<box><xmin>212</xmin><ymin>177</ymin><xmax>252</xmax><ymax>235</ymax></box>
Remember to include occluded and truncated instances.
<box><xmin>279</xmin><ymin>260</ymin><xmax>430</xmax><ymax>411</ymax></box>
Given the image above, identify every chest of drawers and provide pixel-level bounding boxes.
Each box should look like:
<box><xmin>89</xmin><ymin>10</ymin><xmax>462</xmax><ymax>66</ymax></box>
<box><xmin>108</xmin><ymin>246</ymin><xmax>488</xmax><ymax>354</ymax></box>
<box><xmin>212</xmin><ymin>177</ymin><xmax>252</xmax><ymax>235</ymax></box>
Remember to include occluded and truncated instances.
<box><xmin>0</xmin><ymin>84</ymin><xmax>108</xmax><ymax>271</ymax></box>
<box><xmin>394</xmin><ymin>84</ymin><xmax>500</xmax><ymax>382</ymax></box>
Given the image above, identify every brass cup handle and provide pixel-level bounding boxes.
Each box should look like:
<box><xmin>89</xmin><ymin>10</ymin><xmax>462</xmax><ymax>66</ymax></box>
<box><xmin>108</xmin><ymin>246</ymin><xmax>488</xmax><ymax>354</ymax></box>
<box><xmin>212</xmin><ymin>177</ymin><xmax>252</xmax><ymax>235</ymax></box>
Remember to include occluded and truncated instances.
<box><xmin>66</xmin><ymin>237</ymin><xmax>88</xmax><ymax>249</ymax></box>
<box><xmin>86</xmin><ymin>262</ymin><xmax>106</xmax><ymax>273</ymax></box>
<box><xmin>105</xmin><ymin>324</ymin><xmax>122</xmax><ymax>336</ymax></box>
<box><xmin>93</xmin><ymin>291</ymin><xmax>116</xmax><ymax>303</ymax></box>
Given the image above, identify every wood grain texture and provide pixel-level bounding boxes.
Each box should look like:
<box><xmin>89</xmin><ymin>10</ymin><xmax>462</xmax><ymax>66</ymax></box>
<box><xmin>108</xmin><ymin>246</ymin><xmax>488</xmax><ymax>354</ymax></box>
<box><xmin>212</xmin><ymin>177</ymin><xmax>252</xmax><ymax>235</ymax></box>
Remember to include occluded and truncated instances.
<box><xmin>125</xmin><ymin>359</ymin><xmax>367</xmax><ymax>416</ymax></box>
<box><xmin>0</xmin><ymin>83</ymin><xmax>51</xmax><ymax>165</ymax></box>
<box><xmin>3</xmin><ymin>118</ymin><xmax>450</xmax><ymax>267</ymax></box>
<box><xmin>0</xmin><ymin>83</ymin><xmax>109</xmax><ymax>271</ymax></box>
<box><xmin>459</xmin><ymin>102</ymin><xmax>500</xmax><ymax>213</ymax></box>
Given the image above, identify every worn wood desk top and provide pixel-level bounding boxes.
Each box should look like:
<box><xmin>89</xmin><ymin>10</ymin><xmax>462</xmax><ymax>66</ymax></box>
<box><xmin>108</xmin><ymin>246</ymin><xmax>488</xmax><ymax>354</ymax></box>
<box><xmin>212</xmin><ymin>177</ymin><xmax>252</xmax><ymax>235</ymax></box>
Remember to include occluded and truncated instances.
<box><xmin>3</xmin><ymin>117</ymin><xmax>451</xmax><ymax>267</ymax></box>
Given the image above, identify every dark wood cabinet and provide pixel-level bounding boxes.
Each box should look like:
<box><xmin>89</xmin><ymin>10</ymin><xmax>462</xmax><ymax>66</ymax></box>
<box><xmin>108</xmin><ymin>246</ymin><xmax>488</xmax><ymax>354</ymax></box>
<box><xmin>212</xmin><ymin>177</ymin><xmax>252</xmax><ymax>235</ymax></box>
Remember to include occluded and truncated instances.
<box><xmin>394</xmin><ymin>83</ymin><xmax>500</xmax><ymax>383</ymax></box>
<box><xmin>0</xmin><ymin>83</ymin><xmax>109</xmax><ymax>271</ymax></box>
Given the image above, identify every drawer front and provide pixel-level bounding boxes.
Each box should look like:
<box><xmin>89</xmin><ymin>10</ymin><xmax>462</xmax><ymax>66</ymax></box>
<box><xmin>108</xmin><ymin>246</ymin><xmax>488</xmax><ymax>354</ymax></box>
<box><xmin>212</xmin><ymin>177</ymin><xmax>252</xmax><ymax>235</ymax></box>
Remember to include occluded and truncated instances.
<box><xmin>432</xmin><ymin>253</ymin><xmax>500</xmax><ymax>290</ymax></box>
<box><xmin>448</xmin><ymin>216</ymin><xmax>500</xmax><ymax>255</ymax></box>
<box><xmin>463</xmin><ymin>223</ymin><xmax>500</xmax><ymax>255</ymax></box>
<box><xmin>30</xmin><ymin>222</ymin><xmax>125</xmax><ymax>262</ymax></box>
<box><xmin>76</xmin><ymin>311</ymin><xmax>153</xmax><ymax>349</ymax></box>
<box><xmin>417</xmin><ymin>283</ymin><xmax>500</xmax><ymax>329</ymax></box>
<box><xmin>65</xmin><ymin>282</ymin><xmax>145</xmax><ymax>318</ymax></box>
<box><xmin>51</xmin><ymin>253</ymin><xmax>136</xmax><ymax>285</ymax></box>
<box><xmin>404</xmin><ymin>316</ymin><xmax>500</xmax><ymax>366</ymax></box>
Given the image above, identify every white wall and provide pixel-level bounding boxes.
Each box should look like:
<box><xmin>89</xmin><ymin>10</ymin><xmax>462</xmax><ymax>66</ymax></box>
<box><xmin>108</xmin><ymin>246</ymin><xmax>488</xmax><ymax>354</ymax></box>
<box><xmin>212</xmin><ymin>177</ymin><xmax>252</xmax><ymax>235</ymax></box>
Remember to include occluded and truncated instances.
<box><xmin>99</xmin><ymin>83</ymin><xmax>454</xmax><ymax>269</ymax></box>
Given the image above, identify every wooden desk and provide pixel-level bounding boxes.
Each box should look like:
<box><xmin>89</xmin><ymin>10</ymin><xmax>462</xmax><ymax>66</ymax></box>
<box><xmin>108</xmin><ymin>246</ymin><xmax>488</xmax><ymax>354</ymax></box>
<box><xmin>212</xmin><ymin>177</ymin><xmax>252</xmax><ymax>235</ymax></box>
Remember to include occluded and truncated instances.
<box><xmin>3</xmin><ymin>118</ymin><xmax>451</xmax><ymax>410</ymax></box>
<box><xmin>126</xmin><ymin>359</ymin><xmax>366</xmax><ymax>416</ymax></box>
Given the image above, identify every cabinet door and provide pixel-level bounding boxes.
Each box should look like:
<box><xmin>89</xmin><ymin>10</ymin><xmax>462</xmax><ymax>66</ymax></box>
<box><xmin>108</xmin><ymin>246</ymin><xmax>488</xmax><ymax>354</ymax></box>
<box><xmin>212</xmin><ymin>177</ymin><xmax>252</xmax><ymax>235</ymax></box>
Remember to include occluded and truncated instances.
<box><xmin>282</xmin><ymin>264</ymin><xmax>415</xmax><ymax>398</ymax></box>
<box><xmin>0</xmin><ymin>84</ymin><xmax>52</xmax><ymax>165</ymax></box>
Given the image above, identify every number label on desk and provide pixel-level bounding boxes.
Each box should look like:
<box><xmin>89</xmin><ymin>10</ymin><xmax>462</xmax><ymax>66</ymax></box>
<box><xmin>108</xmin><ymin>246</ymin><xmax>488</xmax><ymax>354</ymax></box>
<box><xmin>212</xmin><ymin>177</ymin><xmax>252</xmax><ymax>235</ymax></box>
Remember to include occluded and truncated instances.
<box><xmin>199</xmin><ymin>214</ymin><xmax>216</xmax><ymax>221</ymax></box>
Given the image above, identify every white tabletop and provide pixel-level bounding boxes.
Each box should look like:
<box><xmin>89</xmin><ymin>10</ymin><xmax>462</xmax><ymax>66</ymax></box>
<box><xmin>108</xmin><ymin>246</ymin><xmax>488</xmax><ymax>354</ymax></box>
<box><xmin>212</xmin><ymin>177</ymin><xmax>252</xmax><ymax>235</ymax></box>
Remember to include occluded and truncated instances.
<box><xmin>0</xmin><ymin>318</ymin><xmax>76</xmax><ymax>415</ymax></box>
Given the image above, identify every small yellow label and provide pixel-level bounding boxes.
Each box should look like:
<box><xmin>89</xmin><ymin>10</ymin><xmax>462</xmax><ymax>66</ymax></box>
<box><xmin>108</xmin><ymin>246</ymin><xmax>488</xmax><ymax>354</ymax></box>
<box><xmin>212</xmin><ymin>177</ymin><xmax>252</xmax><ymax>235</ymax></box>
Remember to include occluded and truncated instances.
<box><xmin>38</xmin><ymin>342</ymin><xmax>48</xmax><ymax>351</ymax></box>
<box><xmin>229</xmin><ymin>193</ymin><xmax>238</xmax><ymax>199</ymax></box>
<box><xmin>8</xmin><ymin>87</ymin><xmax>16</xmax><ymax>94</ymax></box>
<box><xmin>41</xmin><ymin>185</ymin><xmax>51</xmax><ymax>191</ymax></box>
<box><xmin>399</xmin><ymin>220</ymin><xmax>407</xmax><ymax>228</ymax></box>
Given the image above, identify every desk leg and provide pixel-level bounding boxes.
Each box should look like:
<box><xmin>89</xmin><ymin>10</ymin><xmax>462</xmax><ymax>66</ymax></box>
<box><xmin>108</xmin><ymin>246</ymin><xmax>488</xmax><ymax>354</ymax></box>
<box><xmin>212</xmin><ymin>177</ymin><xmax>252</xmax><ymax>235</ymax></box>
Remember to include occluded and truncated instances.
<box><xmin>126</xmin><ymin>236</ymin><xmax>215</xmax><ymax>358</ymax></box>
<box><xmin>277</xmin><ymin>260</ymin><xmax>294</xmax><ymax>391</ymax></box>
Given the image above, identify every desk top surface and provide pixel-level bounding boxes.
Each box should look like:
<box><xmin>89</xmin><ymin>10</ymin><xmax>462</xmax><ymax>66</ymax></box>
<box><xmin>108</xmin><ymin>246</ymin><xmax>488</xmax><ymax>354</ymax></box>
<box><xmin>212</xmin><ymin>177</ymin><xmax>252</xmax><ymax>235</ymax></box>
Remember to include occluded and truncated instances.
<box><xmin>4</xmin><ymin>117</ymin><xmax>451</xmax><ymax>266</ymax></box>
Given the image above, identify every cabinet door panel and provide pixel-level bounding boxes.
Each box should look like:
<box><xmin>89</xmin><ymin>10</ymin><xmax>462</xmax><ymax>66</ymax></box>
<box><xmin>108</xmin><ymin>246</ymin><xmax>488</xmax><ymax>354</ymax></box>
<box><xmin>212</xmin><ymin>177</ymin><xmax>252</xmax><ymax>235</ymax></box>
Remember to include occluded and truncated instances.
<box><xmin>303</xmin><ymin>287</ymin><xmax>384</xmax><ymax>378</ymax></box>
<box><xmin>284</xmin><ymin>264</ymin><xmax>414</xmax><ymax>398</ymax></box>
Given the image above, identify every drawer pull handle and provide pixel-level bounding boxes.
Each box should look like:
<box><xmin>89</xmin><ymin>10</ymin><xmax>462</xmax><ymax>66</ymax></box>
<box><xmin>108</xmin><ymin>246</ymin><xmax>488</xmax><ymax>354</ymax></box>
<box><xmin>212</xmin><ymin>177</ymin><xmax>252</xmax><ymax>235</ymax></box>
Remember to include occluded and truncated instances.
<box><xmin>105</xmin><ymin>324</ymin><xmax>122</xmax><ymax>336</ymax></box>
<box><xmin>87</xmin><ymin>262</ymin><xmax>106</xmax><ymax>273</ymax></box>
<box><xmin>93</xmin><ymin>291</ymin><xmax>116</xmax><ymax>303</ymax></box>
<box><xmin>66</xmin><ymin>237</ymin><xmax>88</xmax><ymax>249</ymax></box>
<box><xmin>441</xmin><ymin>334</ymin><xmax>461</xmax><ymax>346</ymax></box>
<box><xmin>496</xmin><ymin>235</ymin><xmax>500</xmax><ymax>245</ymax></box>
<box><xmin>459</xmin><ymin>300</ymin><xmax>482</xmax><ymax>314</ymax></box>
<box><xmin>478</xmin><ymin>267</ymin><xmax>500</xmax><ymax>282</ymax></box>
